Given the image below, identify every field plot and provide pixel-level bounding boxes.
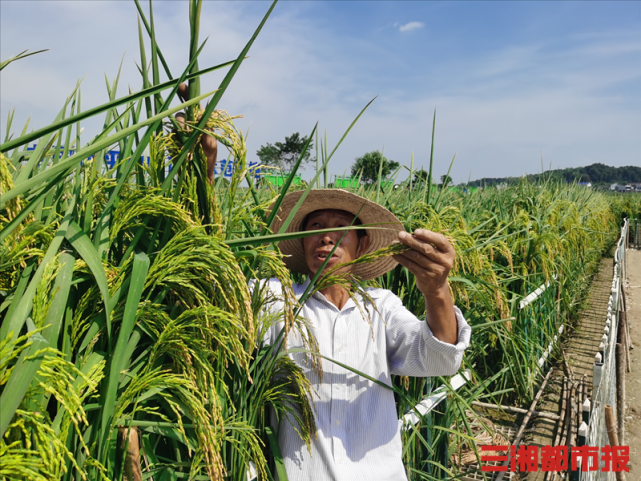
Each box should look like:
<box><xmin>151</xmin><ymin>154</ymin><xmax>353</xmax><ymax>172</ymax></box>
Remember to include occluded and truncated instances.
<box><xmin>2</xmin><ymin>2</ymin><xmax>641</xmax><ymax>480</ymax></box>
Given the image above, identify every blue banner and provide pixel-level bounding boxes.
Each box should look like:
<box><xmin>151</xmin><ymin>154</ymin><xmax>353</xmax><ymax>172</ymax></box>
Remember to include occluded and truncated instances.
<box><xmin>213</xmin><ymin>159</ymin><xmax>261</xmax><ymax>180</ymax></box>
<box><xmin>27</xmin><ymin>144</ymin><xmax>149</xmax><ymax>169</ymax></box>
<box><xmin>26</xmin><ymin>144</ymin><xmax>262</xmax><ymax>179</ymax></box>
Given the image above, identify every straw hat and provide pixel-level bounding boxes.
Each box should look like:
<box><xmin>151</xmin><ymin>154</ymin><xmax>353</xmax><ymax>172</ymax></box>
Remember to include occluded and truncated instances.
<box><xmin>269</xmin><ymin>189</ymin><xmax>405</xmax><ymax>280</ymax></box>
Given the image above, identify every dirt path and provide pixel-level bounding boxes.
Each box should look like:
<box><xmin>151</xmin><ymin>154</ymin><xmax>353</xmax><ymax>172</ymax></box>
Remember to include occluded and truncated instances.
<box><xmin>623</xmin><ymin>248</ymin><xmax>641</xmax><ymax>474</ymax></box>
<box><xmin>522</xmin><ymin>257</ymin><xmax>615</xmax><ymax>480</ymax></box>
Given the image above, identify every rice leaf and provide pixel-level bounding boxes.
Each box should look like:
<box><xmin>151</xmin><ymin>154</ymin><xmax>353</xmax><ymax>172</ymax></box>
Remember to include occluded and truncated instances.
<box><xmin>64</xmin><ymin>222</ymin><xmax>112</xmax><ymax>342</ymax></box>
<box><xmin>0</xmin><ymin>48</ymin><xmax>48</xmax><ymax>71</ymax></box>
<box><xmin>2</xmin><ymin>91</ymin><xmax>214</xmax><ymax>205</ymax></box>
<box><xmin>98</xmin><ymin>251</ymin><xmax>149</xmax><ymax>461</ymax></box>
<box><xmin>0</xmin><ymin>61</ymin><xmax>237</xmax><ymax>154</ymax></box>
<box><xmin>40</xmin><ymin>252</ymin><xmax>75</xmax><ymax>345</ymax></box>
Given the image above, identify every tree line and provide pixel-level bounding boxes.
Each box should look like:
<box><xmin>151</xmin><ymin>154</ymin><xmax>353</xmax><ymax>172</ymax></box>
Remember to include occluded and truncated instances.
<box><xmin>256</xmin><ymin>133</ymin><xmax>639</xmax><ymax>189</ymax></box>
<box><xmin>466</xmin><ymin>164</ymin><xmax>641</xmax><ymax>188</ymax></box>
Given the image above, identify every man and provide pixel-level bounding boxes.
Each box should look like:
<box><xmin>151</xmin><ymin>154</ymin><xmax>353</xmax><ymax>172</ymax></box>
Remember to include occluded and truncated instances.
<box><xmin>263</xmin><ymin>189</ymin><xmax>471</xmax><ymax>480</ymax></box>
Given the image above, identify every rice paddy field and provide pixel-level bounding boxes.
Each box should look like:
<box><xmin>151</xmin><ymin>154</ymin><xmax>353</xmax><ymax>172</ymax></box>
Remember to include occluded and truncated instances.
<box><xmin>2</xmin><ymin>1</ymin><xmax>641</xmax><ymax>480</ymax></box>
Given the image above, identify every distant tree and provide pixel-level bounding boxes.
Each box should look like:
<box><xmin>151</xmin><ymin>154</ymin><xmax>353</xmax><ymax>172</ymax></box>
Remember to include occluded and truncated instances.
<box><xmin>579</xmin><ymin>173</ymin><xmax>591</xmax><ymax>183</ymax></box>
<box><xmin>413</xmin><ymin>169</ymin><xmax>428</xmax><ymax>184</ymax></box>
<box><xmin>585</xmin><ymin>164</ymin><xmax>607</xmax><ymax>182</ymax></box>
<box><xmin>410</xmin><ymin>169</ymin><xmax>448</xmax><ymax>189</ymax></box>
<box><xmin>350</xmin><ymin>151</ymin><xmax>400</xmax><ymax>184</ymax></box>
<box><xmin>256</xmin><ymin>132</ymin><xmax>315</xmax><ymax>172</ymax></box>
<box><xmin>440</xmin><ymin>174</ymin><xmax>453</xmax><ymax>186</ymax></box>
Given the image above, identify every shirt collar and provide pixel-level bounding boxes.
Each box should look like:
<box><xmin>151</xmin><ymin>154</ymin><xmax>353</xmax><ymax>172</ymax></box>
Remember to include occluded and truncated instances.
<box><xmin>293</xmin><ymin>277</ymin><xmax>312</xmax><ymax>300</ymax></box>
<box><xmin>294</xmin><ymin>276</ymin><xmax>384</xmax><ymax>311</ymax></box>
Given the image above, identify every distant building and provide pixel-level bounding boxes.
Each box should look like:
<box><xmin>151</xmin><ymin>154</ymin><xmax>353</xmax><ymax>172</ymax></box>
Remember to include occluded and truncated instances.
<box><xmin>610</xmin><ymin>184</ymin><xmax>618</xmax><ymax>191</ymax></box>
<box><xmin>578</xmin><ymin>182</ymin><xmax>592</xmax><ymax>188</ymax></box>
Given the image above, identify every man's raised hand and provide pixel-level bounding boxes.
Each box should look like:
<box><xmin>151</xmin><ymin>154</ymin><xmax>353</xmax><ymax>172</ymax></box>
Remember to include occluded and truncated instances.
<box><xmin>392</xmin><ymin>229</ymin><xmax>455</xmax><ymax>298</ymax></box>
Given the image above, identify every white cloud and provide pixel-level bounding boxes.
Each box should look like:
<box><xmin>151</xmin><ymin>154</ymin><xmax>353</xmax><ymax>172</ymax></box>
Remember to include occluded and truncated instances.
<box><xmin>399</xmin><ymin>21</ymin><xmax>424</xmax><ymax>33</ymax></box>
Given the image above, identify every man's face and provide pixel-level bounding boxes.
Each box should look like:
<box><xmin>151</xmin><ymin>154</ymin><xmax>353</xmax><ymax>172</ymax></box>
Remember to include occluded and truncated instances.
<box><xmin>302</xmin><ymin>209</ymin><xmax>370</xmax><ymax>276</ymax></box>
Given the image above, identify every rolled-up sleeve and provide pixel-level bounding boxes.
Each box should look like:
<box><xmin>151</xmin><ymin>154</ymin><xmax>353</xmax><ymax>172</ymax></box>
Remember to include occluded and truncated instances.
<box><xmin>383</xmin><ymin>291</ymin><xmax>471</xmax><ymax>377</ymax></box>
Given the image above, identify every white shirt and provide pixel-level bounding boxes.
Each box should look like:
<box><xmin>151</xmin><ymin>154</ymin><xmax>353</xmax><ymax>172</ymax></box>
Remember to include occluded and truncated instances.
<box><xmin>262</xmin><ymin>278</ymin><xmax>472</xmax><ymax>481</ymax></box>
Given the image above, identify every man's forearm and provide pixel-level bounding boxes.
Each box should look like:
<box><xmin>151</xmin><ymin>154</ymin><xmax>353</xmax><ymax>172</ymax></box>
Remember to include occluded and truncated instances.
<box><xmin>424</xmin><ymin>287</ymin><xmax>458</xmax><ymax>345</ymax></box>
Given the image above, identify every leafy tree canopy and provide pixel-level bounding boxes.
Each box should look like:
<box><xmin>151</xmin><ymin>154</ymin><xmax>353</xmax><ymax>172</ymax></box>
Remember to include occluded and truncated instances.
<box><xmin>411</xmin><ymin>169</ymin><xmax>444</xmax><ymax>188</ymax></box>
<box><xmin>579</xmin><ymin>173</ymin><xmax>591</xmax><ymax>183</ymax></box>
<box><xmin>256</xmin><ymin>132</ymin><xmax>314</xmax><ymax>172</ymax></box>
<box><xmin>350</xmin><ymin>151</ymin><xmax>400</xmax><ymax>184</ymax></box>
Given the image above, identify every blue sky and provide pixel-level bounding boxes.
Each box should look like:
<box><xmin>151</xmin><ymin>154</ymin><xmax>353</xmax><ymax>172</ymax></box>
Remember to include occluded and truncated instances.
<box><xmin>1</xmin><ymin>1</ymin><xmax>639</xmax><ymax>183</ymax></box>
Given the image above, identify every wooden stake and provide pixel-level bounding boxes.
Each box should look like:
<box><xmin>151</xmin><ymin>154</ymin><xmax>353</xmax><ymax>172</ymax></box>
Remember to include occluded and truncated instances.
<box><xmin>567</xmin><ymin>380</ymin><xmax>577</xmax><ymax>447</ymax></box>
<box><xmin>556</xmin><ymin>378</ymin><xmax>568</xmax><ymax>448</ymax></box>
<box><xmin>117</xmin><ymin>427</ymin><xmax>143</xmax><ymax>481</ymax></box>
<box><xmin>569</xmin><ymin>378</ymin><xmax>580</xmax><ymax>480</ymax></box>
<box><xmin>559</xmin><ymin>377</ymin><xmax>570</xmax><ymax>448</ymax></box>
<box><xmin>575</xmin><ymin>377</ymin><xmax>584</xmax><ymax>449</ymax></box>
<box><xmin>620</xmin><ymin>288</ymin><xmax>632</xmax><ymax>372</ymax></box>
<box><xmin>495</xmin><ymin>368</ymin><xmax>554</xmax><ymax>481</ymax></box>
<box><xmin>562</xmin><ymin>350</ymin><xmax>574</xmax><ymax>381</ymax></box>
<box><xmin>545</xmin><ymin>377</ymin><xmax>568</xmax><ymax>481</ymax></box>
<box><xmin>605</xmin><ymin>405</ymin><xmax>626</xmax><ymax>481</ymax></box>
<box><xmin>472</xmin><ymin>401</ymin><xmax>560</xmax><ymax>420</ymax></box>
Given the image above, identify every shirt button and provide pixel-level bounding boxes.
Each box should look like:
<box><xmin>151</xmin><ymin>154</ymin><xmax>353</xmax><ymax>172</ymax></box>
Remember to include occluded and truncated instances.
<box><xmin>335</xmin><ymin>419</ymin><xmax>340</xmax><ymax>425</ymax></box>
